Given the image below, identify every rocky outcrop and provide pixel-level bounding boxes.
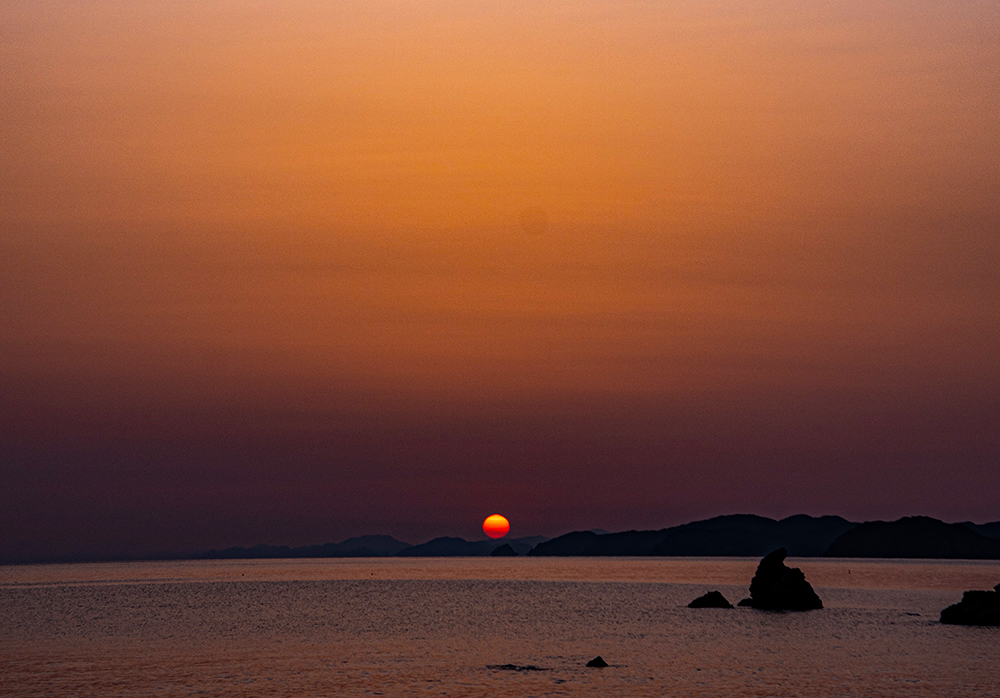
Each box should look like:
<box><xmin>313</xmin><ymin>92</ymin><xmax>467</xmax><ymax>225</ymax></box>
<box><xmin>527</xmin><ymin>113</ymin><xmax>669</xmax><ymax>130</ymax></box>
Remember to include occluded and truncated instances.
<box><xmin>743</xmin><ymin>548</ymin><xmax>823</xmax><ymax>611</ymax></box>
<box><xmin>940</xmin><ymin>584</ymin><xmax>1000</xmax><ymax>626</ymax></box>
<box><xmin>490</xmin><ymin>543</ymin><xmax>517</xmax><ymax>557</ymax></box>
<box><xmin>688</xmin><ymin>590</ymin><xmax>734</xmax><ymax>608</ymax></box>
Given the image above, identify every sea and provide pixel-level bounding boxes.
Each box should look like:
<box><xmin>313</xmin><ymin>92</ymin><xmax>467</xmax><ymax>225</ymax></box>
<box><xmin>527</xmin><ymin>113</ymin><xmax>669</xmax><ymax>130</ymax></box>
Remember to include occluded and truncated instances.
<box><xmin>2</xmin><ymin>557</ymin><xmax>998</xmax><ymax>697</ymax></box>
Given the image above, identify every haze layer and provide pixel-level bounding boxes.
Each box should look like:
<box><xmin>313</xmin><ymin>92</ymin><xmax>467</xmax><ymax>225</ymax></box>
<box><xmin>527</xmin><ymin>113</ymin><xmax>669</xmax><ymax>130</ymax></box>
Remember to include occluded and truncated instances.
<box><xmin>2</xmin><ymin>0</ymin><xmax>998</xmax><ymax>558</ymax></box>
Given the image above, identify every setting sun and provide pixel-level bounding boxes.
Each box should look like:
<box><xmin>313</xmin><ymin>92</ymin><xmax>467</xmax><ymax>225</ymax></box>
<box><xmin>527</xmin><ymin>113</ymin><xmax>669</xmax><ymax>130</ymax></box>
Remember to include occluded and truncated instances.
<box><xmin>483</xmin><ymin>514</ymin><xmax>510</xmax><ymax>539</ymax></box>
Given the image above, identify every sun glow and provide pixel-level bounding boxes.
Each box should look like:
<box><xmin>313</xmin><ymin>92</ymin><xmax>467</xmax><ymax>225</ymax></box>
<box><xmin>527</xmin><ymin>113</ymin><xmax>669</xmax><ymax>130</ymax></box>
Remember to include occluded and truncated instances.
<box><xmin>483</xmin><ymin>514</ymin><xmax>510</xmax><ymax>539</ymax></box>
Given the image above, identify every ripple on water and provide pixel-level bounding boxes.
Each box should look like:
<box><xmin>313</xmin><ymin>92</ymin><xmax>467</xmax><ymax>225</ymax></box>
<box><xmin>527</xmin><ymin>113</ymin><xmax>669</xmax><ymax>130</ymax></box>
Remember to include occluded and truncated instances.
<box><xmin>1</xmin><ymin>559</ymin><xmax>998</xmax><ymax>697</ymax></box>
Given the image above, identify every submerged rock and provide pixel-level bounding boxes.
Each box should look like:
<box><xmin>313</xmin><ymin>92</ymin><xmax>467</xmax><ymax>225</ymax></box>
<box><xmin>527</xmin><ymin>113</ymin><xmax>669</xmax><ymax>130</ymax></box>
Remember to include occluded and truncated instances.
<box><xmin>744</xmin><ymin>548</ymin><xmax>823</xmax><ymax>611</ymax></box>
<box><xmin>940</xmin><ymin>584</ymin><xmax>1000</xmax><ymax>626</ymax></box>
<box><xmin>586</xmin><ymin>656</ymin><xmax>609</xmax><ymax>667</ymax></box>
<box><xmin>688</xmin><ymin>590</ymin><xmax>734</xmax><ymax>608</ymax></box>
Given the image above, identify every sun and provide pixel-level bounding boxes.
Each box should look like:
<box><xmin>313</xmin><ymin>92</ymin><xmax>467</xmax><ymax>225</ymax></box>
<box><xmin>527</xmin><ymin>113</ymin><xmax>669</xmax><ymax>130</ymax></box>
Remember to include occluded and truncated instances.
<box><xmin>483</xmin><ymin>514</ymin><xmax>510</xmax><ymax>539</ymax></box>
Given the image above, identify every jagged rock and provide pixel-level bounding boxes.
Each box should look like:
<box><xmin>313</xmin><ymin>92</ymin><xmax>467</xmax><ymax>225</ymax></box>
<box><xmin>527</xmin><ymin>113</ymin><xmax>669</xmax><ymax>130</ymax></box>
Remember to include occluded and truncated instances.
<box><xmin>743</xmin><ymin>548</ymin><xmax>823</xmax><ymax>611</ymax></box>
<box><xmin>586</xmin><ymin>656</ymin><xmax>609</xmax><ymax>667</ymax></box>
<box><xmin>940</xmin><ymin>584</ymin><xmax>1000</xmax><ymax>626</ymax></box>
<box><xmin>490</xmin><ymin>543</ymin><xmax>518</xmax><ymax>557</ymax></box>
<box><xmin>688</xmin><ymin>590</ymin><xmax>734</xmax><ymax>608</ymax></box>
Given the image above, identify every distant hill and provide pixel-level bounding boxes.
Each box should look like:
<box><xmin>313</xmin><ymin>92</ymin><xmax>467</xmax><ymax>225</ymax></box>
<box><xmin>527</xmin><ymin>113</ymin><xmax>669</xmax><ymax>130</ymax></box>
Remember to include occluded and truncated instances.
<box><xmin>398</xmin><ymin>536</ymin><xmax>546</xmax><ymax>557</ymax></box>
<box><xmin>197</xmin><ymin>535</ymin><xmax>548</xmax><ymax>560</ymax></box>
<box><xmin>958</xmin><ymin>521</ymin><xmax>1000</xmax><ymax>540</ymax></box>
<box><xmin>199</xmin><ymin>534</ymin><xmax>412</xmax><ymax>560</ymax></box>
<box><xmin>506</xmin><ymin>536</ymin><xmax>549</xmax><ymax>555</ymax></box>
<box><xmin>15</xmin><ymin>515</ymin><xmax>999</xmax><ymax>565</ymax></box>
<box><xmin>296</xmin><ymin>535</ymin><xmax>414</xmax><ymax>557</ymax></box>
<box><xmin>397</xmin><ymin>537</ymin><xmax>491</xmax><ymax>556</ymax></box>
<box><xmin>527</xmin><ymin>531</ymin><xmax>601</xmax><ymax>556</ymax></box>
<box><xmin>528</xmin><ymin>514</ymin><xmax>855</xmax><ymax>557</ymax></box>
<box><xmin>654</xmin><ymin>514</ymin><xmax>855</xmax><ymax>557</ymax></box>
<box><xmin>824</xmin><ymin>517</ymin><xmax>1000</xmax><ymax>559</ymax></box>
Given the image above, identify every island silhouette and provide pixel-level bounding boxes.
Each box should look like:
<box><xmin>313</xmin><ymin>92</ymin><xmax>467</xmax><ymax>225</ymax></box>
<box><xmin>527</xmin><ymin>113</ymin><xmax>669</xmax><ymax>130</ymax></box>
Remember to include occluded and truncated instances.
<box><xmin>188</xmin><ymin>514</ymin><xmax>1000</xmax><ymax>563</ymax></box>
<box><xmin>6</xmin><ymin>514</ymin><xmax>999</xmax><ymax>565</ymax></box>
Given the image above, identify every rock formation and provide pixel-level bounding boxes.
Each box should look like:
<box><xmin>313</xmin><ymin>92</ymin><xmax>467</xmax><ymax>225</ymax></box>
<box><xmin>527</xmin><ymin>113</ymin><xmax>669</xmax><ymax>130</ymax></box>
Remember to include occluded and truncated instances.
<box><xmin>940</xmin><ymin>584</ymin><xmax>1000</xmax><ymax>626</ymax></box>
<box><xmin>688</xmin><ymin>590</ymin><xmax>734</xmax><ymax>608</ymax></box>
<box><xmin>743</xmin><ymin>548</ymin><xmax>823</xmax><ymax>611</ymax></box>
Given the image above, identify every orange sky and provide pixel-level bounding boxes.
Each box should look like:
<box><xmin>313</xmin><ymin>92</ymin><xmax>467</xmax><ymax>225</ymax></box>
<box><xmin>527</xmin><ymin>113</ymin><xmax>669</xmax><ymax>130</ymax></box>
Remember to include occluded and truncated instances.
<box><xmin>2</xmin><ymin>0</ymin><xmax>998</xmax><ymax>558</ymax></box>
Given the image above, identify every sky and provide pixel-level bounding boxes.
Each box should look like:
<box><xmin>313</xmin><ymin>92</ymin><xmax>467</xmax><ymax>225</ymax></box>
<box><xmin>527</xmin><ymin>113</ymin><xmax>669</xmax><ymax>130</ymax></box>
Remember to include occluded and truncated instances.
<box><xmin>2</xmin><ymin>0</ymin><xmax>999</xmax><ymax>561</ymax></box>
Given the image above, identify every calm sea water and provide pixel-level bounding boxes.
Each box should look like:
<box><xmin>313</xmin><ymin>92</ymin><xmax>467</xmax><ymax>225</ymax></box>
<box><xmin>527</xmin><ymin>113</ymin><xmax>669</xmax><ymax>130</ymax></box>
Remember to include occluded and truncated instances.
<box><xmin>2</xmin><ymin>558</ymin><xmax>999</xmax><ymax>697</ymax></box>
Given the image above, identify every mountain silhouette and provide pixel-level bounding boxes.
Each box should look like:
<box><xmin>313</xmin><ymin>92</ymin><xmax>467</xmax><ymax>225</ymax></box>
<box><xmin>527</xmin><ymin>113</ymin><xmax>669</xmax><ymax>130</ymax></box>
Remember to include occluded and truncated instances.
<box><xmin>959</xmin><ymin>521</ymin><xmax>1000</xmax><ymax>539</ymax></box>
<box><xmin>398</xmin><ymin>536</ymin><xmax>546</xmax><ymax>557</ymax></box>
<box><xmin>528</xmin><ymin>514</ymin><xmax>855</xmax><ymax>557</ymax></box>
<box><xmin>527</xmin><ymin>531</ymin><xmax>601</xmax><ymax>556</ymax></box>
<box><xmin>490</xmin><ymin>543</ymin><xmax>518</xmax><ymax>557</ymax></box>
<box><xmin>824</xmin><ymin>516</ymin><xmax>1000</xmax><ymax>559</ymax></box>
<box><xmin>199</xmin><ymin>534</ymin><xmax>411</xmax><ymax>559</ymax></box>
<box><xmin>38</xmin><ymin>516</ymin><xmax>1000</xmax><ymax>564</ymax></box>
<box><xmin>654</xmin><ymin>514</ymin><xmax>854</xmax><ymax>557</ymax></box>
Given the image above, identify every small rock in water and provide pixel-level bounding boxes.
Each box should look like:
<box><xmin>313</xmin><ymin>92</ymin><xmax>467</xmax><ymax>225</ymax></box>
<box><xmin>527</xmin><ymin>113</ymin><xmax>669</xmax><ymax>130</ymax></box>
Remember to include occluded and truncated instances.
<box><xmin>586</xmin><ymin>656</ymin><xmax>609</xmax><ymax>668</ymax></box>
<box><xmin>940</xmin><ymin>583</ymin><xmax>1000</xmax><ymax>626</ymax></box>
<box><xmin>688</xmin><ymin>590</ymin><xmax>734</xmax><ymax>608</ymax></box>
<box><xmin>744</xmin><ymin>548</ymin><xmax>823</xmax><ymax>611</ymax></box>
